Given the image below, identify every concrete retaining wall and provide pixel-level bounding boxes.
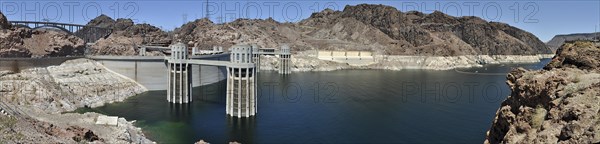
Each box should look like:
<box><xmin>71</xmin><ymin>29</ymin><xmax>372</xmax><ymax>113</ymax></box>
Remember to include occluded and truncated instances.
<box><xmin>316</xmin><ymin>50</ymin><xmax>375</xmax><ymax>66</ymax></box>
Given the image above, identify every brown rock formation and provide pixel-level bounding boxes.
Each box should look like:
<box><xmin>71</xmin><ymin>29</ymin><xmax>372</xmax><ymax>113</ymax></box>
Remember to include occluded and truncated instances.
<box><xmin>485</xmin><ymin>41</ymin><xmax>600</xmax><ymax>143</ymax></box>
<box><xmin>88</xmin><ymin>15</ymin><xmax>171</xmax><ymax>56</ymax></box>
<box><xmin>174</xmin><ymin>17</ymin><xmax>302</xmax><ymax>51</ymax></box>
<box><xmin>2</xmin><ymin>4</ymin><xmax>551</xmax><ymax>56</ymax></box>
<box><xmin>23</xmin><ymin>29</ymin><xmax>85</xmax><ymax>58</ymax></box>
<box><xmin>0</xmin><ymin>27</ymin><xmax>32</xmax><ymax>58</ymax></box>
<box><xmin>0</xmin><ymin>12</ymin><xmax>85</xmax><ymax>58</ymax></box>
<box><xmin>173</xmin><ymin>4</ymin><xmax>551</xmax><ymax>56</ymax></box>
<box><xmin>545</xmin><ymin>41</ymin><xmax>600</xmax><ymax>70</ymax></box>
<box><xmin>84</xmin><ymin>14</ymin><xmax>115</xmax><ymax>28</ymax></box>
<box><xmin>31</xmin><ymin>120</ymin><xmax>100</xmax><ymax>143</ymax></box>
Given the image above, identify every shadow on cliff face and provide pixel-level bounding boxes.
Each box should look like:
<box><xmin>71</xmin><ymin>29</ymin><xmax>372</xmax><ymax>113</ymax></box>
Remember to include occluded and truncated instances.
<box><xmin>45</xmin><ymin>45</ymin><xmax>85</xmax><ymax>57</ymax></box>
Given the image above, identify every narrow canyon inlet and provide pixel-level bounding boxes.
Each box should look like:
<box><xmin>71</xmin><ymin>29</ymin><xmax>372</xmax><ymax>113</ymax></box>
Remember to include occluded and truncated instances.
<box><xmin>76</xmin><ymin>59</ymin><xmax>550</xmax><ymax>143</ymax></box>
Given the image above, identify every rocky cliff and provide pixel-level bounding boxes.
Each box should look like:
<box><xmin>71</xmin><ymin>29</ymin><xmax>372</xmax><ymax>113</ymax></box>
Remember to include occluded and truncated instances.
<box><xmin>0</xmin><ymin>12</ymin><xmax>86</xmax><ymax>58</ymax></box>
<box><xmin>88</xmin><ymin>15</ymin><xmax>171</xmax><ymax>56</ymax></box>
<box><xmin>485</xmin><ymin>41</ymin><xmax>600</xmax><ymax>143</ymax></box>
<box><xmin>0</xmin><ymin>58</ymin><xmax>147</xmax><ymax>113</ymax></box>
<box><xmin>546</xmin><ymin>32</ymin><xmax>600</xmax><ymax>52</ymax></box>
<box><xmin>173</xmin><ymin>17</ymin><xmax>304</xmax><ymax>51</ymax></box>
<box><xmin>0</xmin><ymin>59</ymin><xmax>152</xmax><ymax>143</ymax></box>
<box><xmin>175</xmin><ymin>4</ymin><xmax>551</xmax><ymax>56</ymax></box>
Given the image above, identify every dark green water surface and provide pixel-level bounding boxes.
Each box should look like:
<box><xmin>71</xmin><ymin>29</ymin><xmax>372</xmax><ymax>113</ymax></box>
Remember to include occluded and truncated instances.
<box><xmin>77</xmin><ymin>59</ymin><xmax>551</xmax><ymax>143</ymax></box>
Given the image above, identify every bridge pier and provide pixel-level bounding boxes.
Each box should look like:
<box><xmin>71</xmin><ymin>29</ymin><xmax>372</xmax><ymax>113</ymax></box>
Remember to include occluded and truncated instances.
<box><xmin>279</xmin><ymin>45</ymin><xmax>291</xmax><ymax>74</ymax></box>
<box><xmin>226</xmin><ymin>45</ymin><xmax>257</xmax><ymax>118</ymax></box>
<box><xmin>167</xmin><ymin>42</ymin><xmax>192</xmax><ymax>104</ymax></box>
<box><xmin>139</xmin><ymin>46</ymin><xmax>147</xmax><ymax>56</ymax></box>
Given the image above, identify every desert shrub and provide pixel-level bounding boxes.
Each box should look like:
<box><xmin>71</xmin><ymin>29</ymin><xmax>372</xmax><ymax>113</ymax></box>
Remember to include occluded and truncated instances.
<box><xmin>531</xmin><ymin>105</ymin><xmax>547</xmax><ymax>129</ymax></box>
<box><xmin>0</xmin><ymin>116</ymin><xmax>17</xmax><ymax>129</ymax></box>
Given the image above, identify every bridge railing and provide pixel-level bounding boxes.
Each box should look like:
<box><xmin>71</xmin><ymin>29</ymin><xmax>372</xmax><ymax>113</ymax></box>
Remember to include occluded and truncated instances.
<box><xmin>9</xmin><ymin>21</ymin><xmax>112</xmax><ymax>43</ymax></box>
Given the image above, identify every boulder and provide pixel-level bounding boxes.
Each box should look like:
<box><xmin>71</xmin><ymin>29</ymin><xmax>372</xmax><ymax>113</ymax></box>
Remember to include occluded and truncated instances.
<box><xmin>114</xmin><ymin>18</ymin><xmax>134</xmax><ymax>31</ymax></box>
<box><xmin>95</xmin><ymin>115</ymin><xmax>119</xmax><ymax>126</ymax></box>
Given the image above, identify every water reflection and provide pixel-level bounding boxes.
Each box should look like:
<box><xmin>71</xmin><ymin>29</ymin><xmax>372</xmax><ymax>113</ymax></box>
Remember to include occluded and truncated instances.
<box><xmin>227</xmin><ymin>117</ymin><xmax>256</xmax><ymax>143</ymax></box>
<box><xmin>169</xmin><ymin>103</ymin><xmax>192</xmax><ymax>120</ymax></box>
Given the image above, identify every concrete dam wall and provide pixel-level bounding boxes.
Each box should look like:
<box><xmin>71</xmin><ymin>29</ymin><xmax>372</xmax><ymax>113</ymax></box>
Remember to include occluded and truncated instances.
<box><xmin>90</xmin><ymin>55</ymin><xmax>228</xmax><ymax>91</ymax></box>
<box><xmin>0</xmin><ymin>55</ymin><xmax>228</xmax><ymax>91</ymax></box>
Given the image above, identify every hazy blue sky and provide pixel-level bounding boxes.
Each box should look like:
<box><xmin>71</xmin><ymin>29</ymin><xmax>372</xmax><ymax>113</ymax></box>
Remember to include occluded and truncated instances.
<box><xmin>1</xmin><ymin>0</ymin><xmax>599</xmax><ymax>42</ymax></box>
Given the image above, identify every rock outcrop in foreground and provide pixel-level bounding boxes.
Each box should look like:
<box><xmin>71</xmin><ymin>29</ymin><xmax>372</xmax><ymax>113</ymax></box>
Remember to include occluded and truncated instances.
<box><xmin>485</xmin><ymin>41</ymin><xmax>600</xmax><ymax>143</ymax></box>
<box><xmin>175</xmin><ymin>4</ymin><xmax>551</xmax><ymax>56</ymax></box>
<box><xmin>0</xmin><ymin>12</ymin><xmax>86</xmax><ymax>58</ymax></box>
<box><xmin>0</xmin><ymin>59</ymin><xmax>146</xmax><ymax>112</ymax></box>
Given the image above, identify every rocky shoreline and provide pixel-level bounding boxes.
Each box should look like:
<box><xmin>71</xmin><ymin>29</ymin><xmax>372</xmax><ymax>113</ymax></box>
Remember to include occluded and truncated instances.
<box><xmin>0</xmin><ymin>58</ymin><xmax>153</xmax><ymax>143</ymax></box>
<box><xmin>260</xmin><ymin>53</ymin><xmax>555</xmax><ymax>72</ymax></box>
<box><xmin>485</xmin><ymin>41</ymin><xmax>600</xmax><ymax>143</ymax></box>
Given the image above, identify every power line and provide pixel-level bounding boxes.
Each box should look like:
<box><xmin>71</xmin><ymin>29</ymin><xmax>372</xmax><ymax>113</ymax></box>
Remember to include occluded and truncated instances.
<box><xmin>206</xmin><ymin>0</ymin><xmax>210</xmax><ymax>18</ymax></box>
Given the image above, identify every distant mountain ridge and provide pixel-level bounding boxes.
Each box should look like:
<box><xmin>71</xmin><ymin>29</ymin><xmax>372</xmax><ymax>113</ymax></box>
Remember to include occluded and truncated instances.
<box><xmin>172</xmin><ymin>4</ymin><xmax>551</xmax><ymax>56</ymax></box>
<box><xmin>546</xmin><ymin>32</ymin><xmax>600</xmax><ymax>52</ymax></box>
<box><xmin>75</xmin><ymin>4</ymin><xmax>552</xmax><ymax>56</ymax></box>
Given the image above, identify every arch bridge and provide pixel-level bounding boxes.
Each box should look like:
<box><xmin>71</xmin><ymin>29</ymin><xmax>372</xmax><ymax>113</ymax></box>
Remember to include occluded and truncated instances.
<box><xmin>9</xmin><ymin>21</ymin><xmax>112</xmax><ymax>43</ymax></box>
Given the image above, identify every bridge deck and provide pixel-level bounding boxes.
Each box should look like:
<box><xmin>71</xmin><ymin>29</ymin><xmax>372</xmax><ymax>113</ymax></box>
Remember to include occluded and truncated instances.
<box><xmin>9</xmin><ymin>21</ymin><xmax>112</xmax><ymax>43</ymax></box>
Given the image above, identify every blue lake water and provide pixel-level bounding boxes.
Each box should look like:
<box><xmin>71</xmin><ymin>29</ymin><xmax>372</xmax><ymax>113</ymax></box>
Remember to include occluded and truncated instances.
<box><xmin>77</xmin><ymin>59</ymin><xmax>551</xmax><ymax>143</ymax></box>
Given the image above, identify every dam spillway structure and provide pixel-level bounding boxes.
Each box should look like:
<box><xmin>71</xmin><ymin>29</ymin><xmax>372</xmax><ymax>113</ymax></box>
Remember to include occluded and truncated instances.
<box><xmin>167</xmin><ymin>42</ymin><xmax>192</xmax><ymax>104</ymax></box>
<box><xmin>226</xmin><ymin>45</ymin><xmax>257</xmax><ymax>118</ymax></box>
<box><xmin>251</xmin><ymin>44</ymin><xmax>292</xmax><ymax>74</ymax></box>
<box><xmin>278</xmin><ymin>45</ymin><xmax>291</xmax><ymax>74</ymax></box>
